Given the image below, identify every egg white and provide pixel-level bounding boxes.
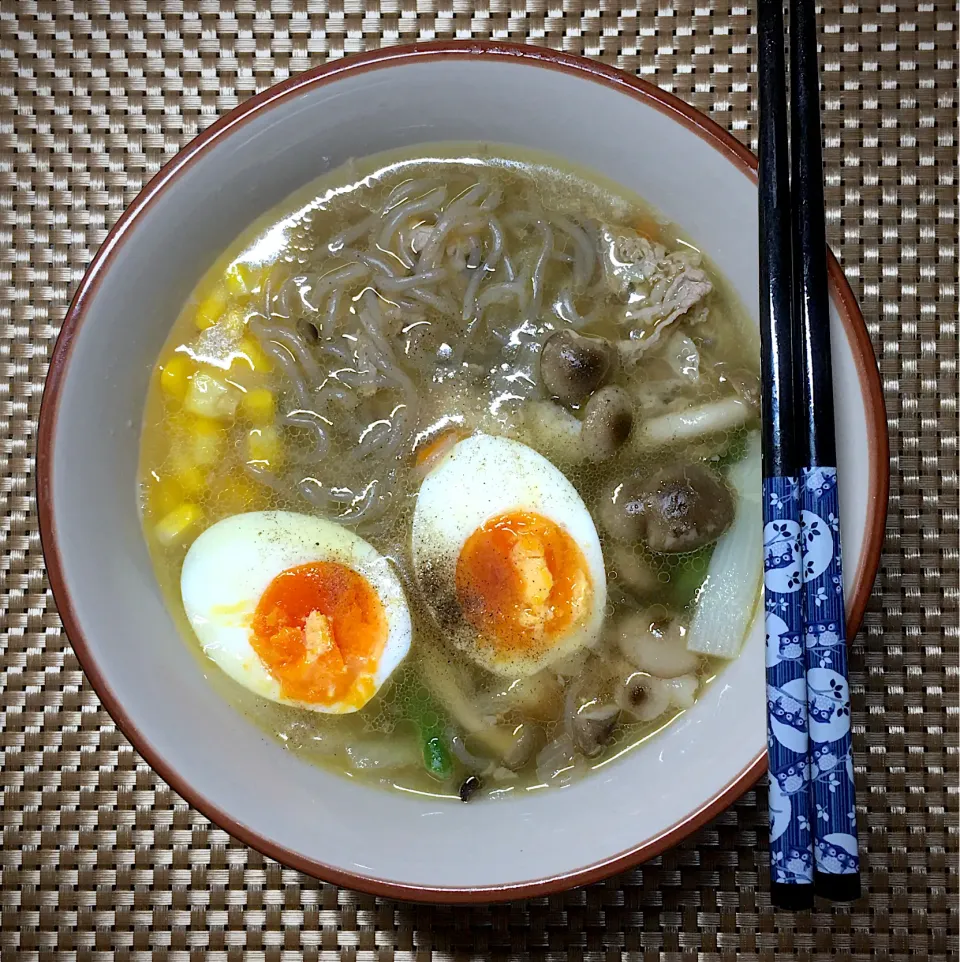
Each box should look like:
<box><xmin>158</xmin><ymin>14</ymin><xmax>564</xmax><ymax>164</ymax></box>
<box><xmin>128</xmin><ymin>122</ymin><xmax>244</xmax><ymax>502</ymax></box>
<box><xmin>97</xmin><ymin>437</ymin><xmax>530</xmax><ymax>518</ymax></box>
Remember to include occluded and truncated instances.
<box><xmin>411</xmin><ymin>434</ymin><xmax>607</xmax><ymax>675</ymax></box>
<box><xmin>181</xmin><ymin>510</ymin><xmax>411</xmax><ymax>712</ymax></box>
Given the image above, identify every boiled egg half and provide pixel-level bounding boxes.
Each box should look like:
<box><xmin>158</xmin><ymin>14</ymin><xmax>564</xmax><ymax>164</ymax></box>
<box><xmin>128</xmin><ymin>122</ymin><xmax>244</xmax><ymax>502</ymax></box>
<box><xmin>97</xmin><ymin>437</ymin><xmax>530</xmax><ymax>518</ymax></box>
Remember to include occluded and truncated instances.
<box><xmin>412</xmin><ymin>434</ymin><xmax>606</xmax><ymax>676</ymax></box>
<box><xmin>181</xmin><ymin>510</ymin><xmax>411</xmax><ymax>713</ymax></box>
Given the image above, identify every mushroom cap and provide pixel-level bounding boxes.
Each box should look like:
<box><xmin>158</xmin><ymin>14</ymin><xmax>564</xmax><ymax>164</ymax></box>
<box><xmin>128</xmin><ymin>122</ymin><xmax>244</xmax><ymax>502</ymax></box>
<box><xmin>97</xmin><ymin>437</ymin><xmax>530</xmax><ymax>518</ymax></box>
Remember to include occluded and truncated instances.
<box><xmin>581</xmin><ymin>385</ymin><xmax>634</xmax><ymax>461</ymax></box>
<box><xmin>641</xmin><ymin>463</ymin><xmax>735</xmax><ymax>553</ymax></box>
<box><xmin>616</xmin><ymin>672</ymin><xmax>671</xmax><ymax>722</ymax></box>
<box><xmin>570</xmin><ymin>703</ymin><xmax>620</xmax><ymax>758</ymax></box>
<box><xmin>599</xmin><ymin>462</ymin><xmax>735</xmax><ymax>553</ymax></box>
<box><xmin>539</xmin><ymin>330</ymin><xmax>617</xmax><ymax>406</ymax></box>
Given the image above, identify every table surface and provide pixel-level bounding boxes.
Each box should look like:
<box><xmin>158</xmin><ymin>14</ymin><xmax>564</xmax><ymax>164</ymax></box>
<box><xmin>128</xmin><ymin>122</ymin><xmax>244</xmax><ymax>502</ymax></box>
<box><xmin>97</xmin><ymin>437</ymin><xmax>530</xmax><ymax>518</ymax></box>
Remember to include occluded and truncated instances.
<box><xmin>2</xmin><ymin>2</ymin><xmax>957</xmax><ymax>959</ymax></box>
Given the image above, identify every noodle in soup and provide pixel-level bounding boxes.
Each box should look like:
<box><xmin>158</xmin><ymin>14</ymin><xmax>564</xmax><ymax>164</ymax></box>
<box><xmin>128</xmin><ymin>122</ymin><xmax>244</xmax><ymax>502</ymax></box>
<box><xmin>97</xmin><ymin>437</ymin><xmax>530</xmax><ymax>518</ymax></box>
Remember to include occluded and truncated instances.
<box><xmin>138</xmin><ymin>144</ymin><xmax>762</xmax><ymax>801</ymax></box>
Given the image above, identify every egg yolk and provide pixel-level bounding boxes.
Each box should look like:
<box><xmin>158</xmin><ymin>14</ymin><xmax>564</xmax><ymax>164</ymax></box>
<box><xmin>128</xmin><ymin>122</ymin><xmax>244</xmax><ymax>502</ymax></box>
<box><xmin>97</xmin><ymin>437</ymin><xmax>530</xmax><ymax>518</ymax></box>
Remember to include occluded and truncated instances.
<box><xmin>455</xmin><ymin>511</ymin><xmax>592</xmax><ymax>656</ymax></box>
<box><xmin>251</xmin><ymin>561</ymin><xmax>387</xmax><ymax>709</ymax></box>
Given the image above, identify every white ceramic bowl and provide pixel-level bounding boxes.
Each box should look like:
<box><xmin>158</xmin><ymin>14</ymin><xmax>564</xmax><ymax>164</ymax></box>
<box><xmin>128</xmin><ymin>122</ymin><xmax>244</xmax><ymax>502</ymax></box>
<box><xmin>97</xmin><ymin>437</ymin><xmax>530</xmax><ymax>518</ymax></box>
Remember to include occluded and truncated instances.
<box><xmin>38</xmin><ymin>43</ymin><xmax>888</xmax><ymax>902</ymax></box>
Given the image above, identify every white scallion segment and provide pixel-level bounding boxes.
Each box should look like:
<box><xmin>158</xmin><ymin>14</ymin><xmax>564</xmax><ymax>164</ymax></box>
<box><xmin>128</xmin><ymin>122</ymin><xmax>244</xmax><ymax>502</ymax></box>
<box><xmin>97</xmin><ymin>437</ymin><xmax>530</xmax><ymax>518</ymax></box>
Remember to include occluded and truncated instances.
<box><xmin>685</xmin><ymin>432</ymin><xmax>763</xmax><ymax>658</ymax></box>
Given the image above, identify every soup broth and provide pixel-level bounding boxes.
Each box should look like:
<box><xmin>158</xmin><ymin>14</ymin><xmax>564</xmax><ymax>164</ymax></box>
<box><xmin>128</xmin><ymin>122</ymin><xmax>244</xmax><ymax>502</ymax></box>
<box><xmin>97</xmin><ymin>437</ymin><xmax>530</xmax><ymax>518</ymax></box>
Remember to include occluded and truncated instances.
<box><xmin>139</xmin><ymin>143</ymin><xmax>762</xmax><ymax>801</ymax></box>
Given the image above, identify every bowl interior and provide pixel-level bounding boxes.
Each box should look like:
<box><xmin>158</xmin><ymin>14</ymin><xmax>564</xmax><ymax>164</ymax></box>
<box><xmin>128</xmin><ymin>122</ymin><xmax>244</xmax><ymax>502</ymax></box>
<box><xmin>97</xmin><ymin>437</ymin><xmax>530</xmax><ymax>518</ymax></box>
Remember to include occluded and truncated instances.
<box><xmin>44</xmin><ymin>53</ymin><xmax>873</xmax><ymax>896</ymax></box>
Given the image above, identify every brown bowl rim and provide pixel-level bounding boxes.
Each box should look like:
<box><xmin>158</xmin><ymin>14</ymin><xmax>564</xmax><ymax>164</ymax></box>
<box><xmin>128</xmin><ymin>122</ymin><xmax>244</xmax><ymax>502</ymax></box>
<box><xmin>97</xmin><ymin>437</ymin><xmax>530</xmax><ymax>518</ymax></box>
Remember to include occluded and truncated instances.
<box><xmin>36</xmin><ymin>40</ymin><xmax>889</xmax><ymax>904</ymax></box>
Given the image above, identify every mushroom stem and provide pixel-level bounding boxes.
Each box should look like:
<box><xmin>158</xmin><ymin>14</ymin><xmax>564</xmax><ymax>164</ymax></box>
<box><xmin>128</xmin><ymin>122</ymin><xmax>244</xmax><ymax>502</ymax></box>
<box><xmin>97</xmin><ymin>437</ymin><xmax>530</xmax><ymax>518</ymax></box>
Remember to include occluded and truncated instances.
<box><xmin>634</xmin><ymin>396</ymin><xmax>754</xmax><ymax>447</ymax></box>
<box><xmin>615</xmin><ymin>610</ymin><xmax>701</xmax><ymax>678</ymax></box>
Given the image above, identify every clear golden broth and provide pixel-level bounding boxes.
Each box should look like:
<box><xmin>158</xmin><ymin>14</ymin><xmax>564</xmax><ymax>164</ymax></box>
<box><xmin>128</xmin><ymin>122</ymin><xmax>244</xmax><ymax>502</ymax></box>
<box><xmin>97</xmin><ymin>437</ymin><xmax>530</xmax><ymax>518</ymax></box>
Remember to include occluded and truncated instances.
<box><xmin>138</xmin><ymin>143</ymin><xmax>759</xmax><ymax>801</ymax></box>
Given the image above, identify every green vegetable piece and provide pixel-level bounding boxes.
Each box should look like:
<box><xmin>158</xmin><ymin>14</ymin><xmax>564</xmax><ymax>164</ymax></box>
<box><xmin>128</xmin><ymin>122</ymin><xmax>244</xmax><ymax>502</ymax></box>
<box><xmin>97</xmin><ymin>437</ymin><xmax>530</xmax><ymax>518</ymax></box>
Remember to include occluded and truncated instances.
<box><xmin>407</xmin><ymin>685</ymin><xmax>454</xmax><ymax>781</ymax></box>
<box><xmin>666</xmin><ymin>544</ymin><xmax>716</xmax><ymax>610</ymax></box>
<box><xmin>422</xmin><ymin>735</ymin><xmax>453</xmax><ymax>781</ymax></box>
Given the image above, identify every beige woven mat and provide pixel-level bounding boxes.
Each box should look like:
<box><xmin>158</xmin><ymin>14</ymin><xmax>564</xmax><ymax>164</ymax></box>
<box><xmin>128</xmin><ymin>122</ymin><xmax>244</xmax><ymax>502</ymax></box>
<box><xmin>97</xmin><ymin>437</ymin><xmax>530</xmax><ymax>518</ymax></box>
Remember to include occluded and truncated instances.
<box><xmin>2</xmin><ymin>1</ymin><xmax>958</xmax><ymax>958</ymax></box>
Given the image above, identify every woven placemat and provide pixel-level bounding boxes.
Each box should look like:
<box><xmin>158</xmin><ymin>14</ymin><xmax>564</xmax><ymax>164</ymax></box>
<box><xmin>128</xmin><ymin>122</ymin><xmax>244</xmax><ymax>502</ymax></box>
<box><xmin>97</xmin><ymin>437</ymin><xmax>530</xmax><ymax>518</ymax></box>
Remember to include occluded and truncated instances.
<box><xmin>2</xmin><ymin>2</ymin><xmax>957</xmax><ymax>959</ymax></box>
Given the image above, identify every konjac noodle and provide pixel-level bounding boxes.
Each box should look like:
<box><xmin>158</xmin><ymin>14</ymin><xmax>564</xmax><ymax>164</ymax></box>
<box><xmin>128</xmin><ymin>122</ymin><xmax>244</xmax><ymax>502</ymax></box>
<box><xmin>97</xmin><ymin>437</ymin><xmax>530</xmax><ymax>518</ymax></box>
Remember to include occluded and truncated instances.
<box><xmin>139</xmin><ymin>144</ymin><xmax>762</xmax><ymax>801</ymax></box>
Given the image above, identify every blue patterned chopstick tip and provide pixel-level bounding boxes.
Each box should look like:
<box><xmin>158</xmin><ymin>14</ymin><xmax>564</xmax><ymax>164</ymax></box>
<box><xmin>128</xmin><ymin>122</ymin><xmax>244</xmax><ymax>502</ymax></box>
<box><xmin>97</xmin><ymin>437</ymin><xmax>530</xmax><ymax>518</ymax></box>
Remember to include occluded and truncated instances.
<box><xmin>800</xmin><ymin>466</ymin><xmax>861</xmax><ymax>882</ymax></box>
<box><xmin>763</xmin><ymin>475</ymin><xmax>815</xmax><ymax>889</ymax></box>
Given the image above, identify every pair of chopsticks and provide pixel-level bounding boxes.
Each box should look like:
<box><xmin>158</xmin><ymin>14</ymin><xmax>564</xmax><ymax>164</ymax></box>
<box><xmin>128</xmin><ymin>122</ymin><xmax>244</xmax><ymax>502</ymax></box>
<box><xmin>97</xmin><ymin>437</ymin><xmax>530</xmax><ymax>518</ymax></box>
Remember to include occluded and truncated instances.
<box><xmin>757</xmin><ymin>0</ymin><xmax>861</xmax><ymax>907</ymax></box>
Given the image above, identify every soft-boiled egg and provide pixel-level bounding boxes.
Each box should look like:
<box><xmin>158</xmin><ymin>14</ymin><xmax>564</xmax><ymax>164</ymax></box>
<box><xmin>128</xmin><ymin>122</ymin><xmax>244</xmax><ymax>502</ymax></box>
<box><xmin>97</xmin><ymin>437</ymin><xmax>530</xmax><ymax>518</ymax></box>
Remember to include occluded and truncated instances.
<box><xmin>411</xmin><ymin>434</ymin><xmax>607</xmax><ymax>676</ymax></box>
<box><xmin>181</xmin><ymin>511</ymin><xmax>411</xmax><ymax>713</ymax></box>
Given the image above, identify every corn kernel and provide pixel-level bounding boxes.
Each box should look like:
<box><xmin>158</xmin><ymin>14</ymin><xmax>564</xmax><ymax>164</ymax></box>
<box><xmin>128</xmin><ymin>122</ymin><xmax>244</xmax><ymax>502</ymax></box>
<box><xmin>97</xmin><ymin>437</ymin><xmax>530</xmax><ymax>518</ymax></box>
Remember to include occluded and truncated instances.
<box><xmin>232</xmin><ymin>337</ymin><xmax>272</xmax><ymax>374</ymax></box>
<box><xmin>183</xmin><ymin>371</ymin><xmax>239</xmax><ymax>420</ymax></box>
<box><xmin>173</xmin><ymin>460</ymin><xmax>209</xmax><ymax>497</ymax></box>
<box><xmin>225</xmin><ymin>262</ymin><xmax>261</xmax><ymax>300</ymax></box>
<box><xmin>195</xmin><ymin>286</ymin><xmax>228</xmax><ymax>330</ymax></box>
<box><xmin>241</xmin><ymin>387</ymin><xmax>276</xmax><ymax>425</ymax></box>
<box><xmin>189</xmin><ymin>416</ymin><xmax>225</xmax><ymax>465</ymax></box>
<box><xmin>159</xmin><ymin>354</ymin><xmax>194</xmax><ymax>402</ymax></box>
<box><xmin>154</xmin><ymin>503</ymin><xmax>203</xmax><ymax>547</ymax></box>
<box><xmin>246</xmin><ymin>425</ymin><xmax>281</xmax><ymax>466</ymax></box>
<box><xmin>151</xmin><ymin>476</ymin><xmax>184</xmax><ymax>516</ymax></box>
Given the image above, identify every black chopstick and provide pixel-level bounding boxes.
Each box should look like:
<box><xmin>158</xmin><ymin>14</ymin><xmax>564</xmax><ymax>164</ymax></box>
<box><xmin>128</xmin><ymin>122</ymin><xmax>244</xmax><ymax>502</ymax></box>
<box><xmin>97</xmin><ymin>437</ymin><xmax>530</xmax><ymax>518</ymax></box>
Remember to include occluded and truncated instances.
<box><xmin>789</xmin><ymin>0</ymin><xmax>862</xmax><ymax>902</ymax></box>
<box><xmin>757</xmin><ymin>0</ymin><xmax>816</xmax><ymax>911</ymax></box>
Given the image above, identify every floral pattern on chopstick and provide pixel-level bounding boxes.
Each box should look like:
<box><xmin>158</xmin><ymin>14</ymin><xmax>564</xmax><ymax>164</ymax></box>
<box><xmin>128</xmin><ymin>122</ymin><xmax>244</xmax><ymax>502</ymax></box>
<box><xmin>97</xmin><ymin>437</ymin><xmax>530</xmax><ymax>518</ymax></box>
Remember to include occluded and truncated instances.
<box><xmin>800</xmin><ymin>466</ymin><xmax>860</xmax><ymax>877</ymax></box>
<box><xmin>763</xmin><ymin>476</ymin><xmax>815</xmax><ymax>886</ymax></box>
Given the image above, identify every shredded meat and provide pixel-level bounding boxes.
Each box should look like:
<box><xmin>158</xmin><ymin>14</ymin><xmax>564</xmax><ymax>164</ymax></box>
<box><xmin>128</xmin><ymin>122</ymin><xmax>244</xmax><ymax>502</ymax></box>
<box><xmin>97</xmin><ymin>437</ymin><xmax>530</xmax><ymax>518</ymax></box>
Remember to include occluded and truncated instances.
<box><xmin>598</xmin><ymin>225</ymin><xmax>713</xmax><ymax>360</ymax></box>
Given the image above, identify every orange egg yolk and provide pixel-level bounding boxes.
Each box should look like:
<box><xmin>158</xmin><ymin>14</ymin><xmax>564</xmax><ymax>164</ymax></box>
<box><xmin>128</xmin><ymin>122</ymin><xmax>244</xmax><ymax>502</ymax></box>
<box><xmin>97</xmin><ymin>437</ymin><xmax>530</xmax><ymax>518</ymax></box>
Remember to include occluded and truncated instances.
<box><xmin>455</xmin><ymin>511</ymin><xmax>592</xmax><ymax>655</ymax></box>
<box><xmin>251</xmin><ymin>561</ymin><xmax>387</xmax><ymax>709</ymax></box>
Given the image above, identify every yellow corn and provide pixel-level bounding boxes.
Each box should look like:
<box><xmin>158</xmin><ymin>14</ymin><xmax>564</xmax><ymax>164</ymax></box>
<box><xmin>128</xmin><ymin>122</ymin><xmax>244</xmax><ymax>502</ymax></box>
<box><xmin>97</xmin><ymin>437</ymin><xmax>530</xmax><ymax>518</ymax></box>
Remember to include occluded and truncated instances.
<box><xmin>159</xmin><ymin>354</ymin><xmax>194</xmax><ymax>402</ymax></box>
<box><xmin>151</xmin><ymin>476</ymin><xmax>184</xmax><ymax>516</ymax></box>
<box><xmin>154</xmin><ymin>503</ymin><xmax>203</xmax><ymax>547</ymax></box>
<box><xmin>241</xmin><ymin>387</ymin><xmax>276</xmax><ymax>425</ymax></box>
<box><xmin>183</xmin><ymin>371</ymin><xmax>239</xmax><ymax>420</ymax></box>
<box><xmin>189</xmin><ymin>416</ymin><xmax>225</xmax><ymax>465</ymax></box>
<box><xmin>195</xmin><ymin>286</ymin><xmax>229</xmax><ymax>331</ymax></box>
<box><xmin>246</xmin><ymin>425</ymin><xmax>281</xmax><ymax>466</ymax></box>
<box><xmin>173</xmin><ymin>460</ymin><xmax>209</xmax><ymax>497</ymax></box>
<box><xmin>232</xmin><ymin>337</ymin><xmax>272</xmax><ymax>374</ymax></box>
<box><xmin>225</xmin><ymin>262</ymin><xmax>262</xmax><ymax>300</ymax></box>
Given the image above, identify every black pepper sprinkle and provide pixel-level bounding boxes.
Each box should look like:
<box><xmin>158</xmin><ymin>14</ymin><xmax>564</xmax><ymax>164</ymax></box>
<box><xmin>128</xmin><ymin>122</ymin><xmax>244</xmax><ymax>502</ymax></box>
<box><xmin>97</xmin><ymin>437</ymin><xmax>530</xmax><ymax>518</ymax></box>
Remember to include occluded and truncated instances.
<box><xmin>458</xmin><ymin>775</ymin><xmax>482</xmax><ymax>802</ymax></box>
